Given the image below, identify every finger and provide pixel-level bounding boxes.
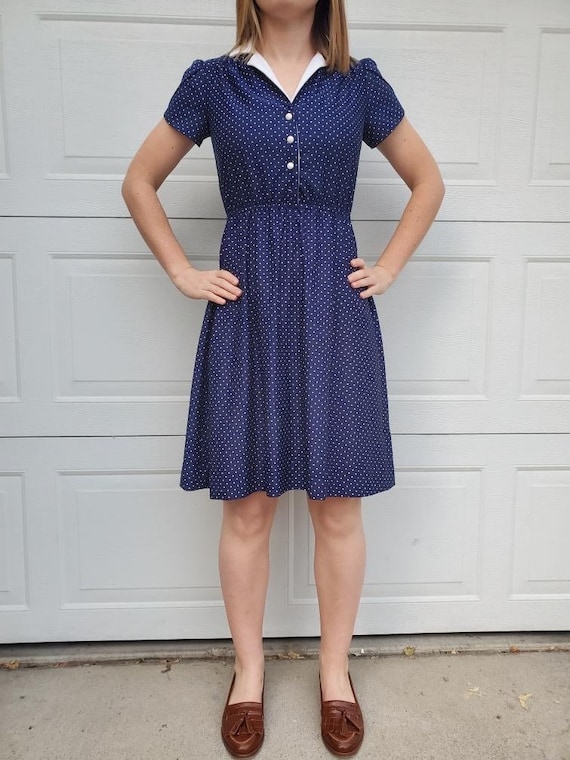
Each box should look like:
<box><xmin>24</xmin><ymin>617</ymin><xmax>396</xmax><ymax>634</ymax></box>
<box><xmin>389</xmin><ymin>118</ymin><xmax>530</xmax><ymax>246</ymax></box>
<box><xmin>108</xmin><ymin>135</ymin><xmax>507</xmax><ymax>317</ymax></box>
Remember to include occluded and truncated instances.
<box><xmin>214</xmin><ymin>280</ymin><xmax>243</xmax><ymax>301</ymax></box>
<box><xmin>217</xmin><ymin>272</ymin><xmax>242</xmax><ymax>296</ymax></box>
<box><xmin>350</xmin><ymin>258</ymin><xmax>366</xmax><ymax>267</ymax></box>
<box><xmin>216</xmin><ymin>284</ymin><xmax>241</xmax><ymax>299</ymax></box>
<box><xmin>222</xmin><ymin>282</ymin><xmax>243</xmax><ymax>299</ymax></box>
<box><xmin>348</xmin><ymin>270</ymin><xmax>369</xmax><ymax>285</ymax></box>
<box><xmin>209</xmin><ymin>293</ymin><xmax>227</xmax><ymax>305</ymax></box>
<box><xmin>209</xmin><ymin>283</ymin><xmax>241</xmax><ymax>301</ymax></box>
<box><xmin>208</xmin><ymin>277</ymin><xmax>240</xmax><ymax>299</ymax></box>
<box><xmin>218</xmin><ymin>269</ymin><xmax>241</xmax><ymax>286</ymax></box>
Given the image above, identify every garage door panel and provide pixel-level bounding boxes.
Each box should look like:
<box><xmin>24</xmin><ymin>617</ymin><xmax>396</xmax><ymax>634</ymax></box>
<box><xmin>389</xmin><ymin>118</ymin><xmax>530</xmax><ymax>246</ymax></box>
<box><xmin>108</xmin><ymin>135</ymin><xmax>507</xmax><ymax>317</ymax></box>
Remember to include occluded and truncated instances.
<box><xmin>0</xmin><ymin>473</ymin><xmax>27</xmax><ymax>609</ymax></box>
<box><xmin>362</xmin><ymin>470</ymin><xmax>481</xmax><ymax>597</ymax></box>
<box><xmin>1</xmin><ymin>434</ymin><xmax>569</xmax><ymax>642</ymax></box>
<box><xmin>0</xmin><ymin>217</ymin><xmax>222</xmax><ymax>437</ymax></box>
<box><xmin>352</xmin><ymin>435</ymin><xmax>570</xmax><ymax>635</ymax></box>
<box><xmin>58</xmin><ymin>471</ymin><xmax>223</xmax><ymax>607</ymax></box>
<box><xmin>355</xmin><ymin>25</ymin><xmax>503</xmax><ymax>184</ymax></box>
<box><xmin>511</xmin><ymin>468</ymin><xmax>570</xmax><ymax>598</ymax></box>
<box><xmin>39</xmin><ymin>15</ymin><xmax>234</xmax><ymax>180</ymax></box>
<box><xmin>0</xmin><ymin>436</ymin><xmax>280</xmax><ymax>642</ymax></box>
<box><xmin>0</xmin><ymin>254</ymin><xmax>19</xmax><ymax>400</ymax></box>
<box><xmin>292</xmin><ymin>468</ymin><xmax>482</xmax><ymax>604</ymax></box>
<box><xmin>0</xmin><ymin>14</ymin><xmax>7</xmax><ymax>179</ymax></box>
<box><xmin>347</xmin><ymin>0</ymin><xmax>503</xmax><ymax>25</ymax></box>
<box><xmin>380</xmin><ymin>258</ymin><xmax>490</xmax><ymax>397</ymax></box>
<box><xmin>50</xmin><ymin>254</ymin><xmax>201</xmax><ymax>399</ymax></box>
<box><xmin>532</xmin><ymin>29</ymin><xmax>570</xmax><ymax>185</ymax></box>
<box><xmin>521</xmin><ymin>259</ymin><xmax>570</xmax><ymax>397</ymax></box>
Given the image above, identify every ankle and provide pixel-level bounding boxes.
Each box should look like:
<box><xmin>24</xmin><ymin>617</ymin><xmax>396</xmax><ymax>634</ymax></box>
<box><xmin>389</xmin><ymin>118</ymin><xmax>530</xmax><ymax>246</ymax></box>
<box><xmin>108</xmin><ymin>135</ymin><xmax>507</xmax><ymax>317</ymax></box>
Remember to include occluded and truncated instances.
<box><xmin>228</xmin><ymin>657</ymin><xmax>265</xmax><ymax>705</ymax></box>
<box><xmin>319</xmin><ymin>653</ymin><xmax>349</xmax><ymax>673</ymax></box>
<box><xmin>234</xmin><ymin>655</ymin><xmax>265</xmax><ymax>677</ymax></box>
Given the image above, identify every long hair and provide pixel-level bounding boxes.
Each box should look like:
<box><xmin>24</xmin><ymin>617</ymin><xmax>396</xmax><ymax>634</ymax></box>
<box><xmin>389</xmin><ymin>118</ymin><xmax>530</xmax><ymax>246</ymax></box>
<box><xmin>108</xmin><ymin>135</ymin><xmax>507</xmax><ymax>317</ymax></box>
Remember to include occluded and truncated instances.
<box><xmin>233</xmin><ymin>0</ymin><xmax>352</xmax><ymax>73</ymax></box>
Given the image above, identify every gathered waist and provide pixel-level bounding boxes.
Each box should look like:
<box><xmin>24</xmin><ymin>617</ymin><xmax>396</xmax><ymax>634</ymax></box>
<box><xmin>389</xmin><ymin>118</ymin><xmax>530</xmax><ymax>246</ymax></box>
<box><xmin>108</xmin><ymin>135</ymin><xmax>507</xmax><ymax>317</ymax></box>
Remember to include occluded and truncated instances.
<box><xmin>225</xmin><ymin>201</ymin><xmax>352</xmax><ymax>218</ymax></box>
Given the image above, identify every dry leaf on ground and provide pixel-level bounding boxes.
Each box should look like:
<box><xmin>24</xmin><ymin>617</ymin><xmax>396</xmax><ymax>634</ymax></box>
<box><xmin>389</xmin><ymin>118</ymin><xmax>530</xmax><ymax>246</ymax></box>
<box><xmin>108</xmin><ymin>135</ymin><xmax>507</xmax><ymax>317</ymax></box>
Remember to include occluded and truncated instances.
<box><xmin>518</xmin><ymin>693</ymin><xmax>532</xmax><ymax>709</ymax></box>
<box><xmin>276</xmin><ymin>650</ymin><xmax>304</xmax><ymax>659</ymax></box>
<box><xmin>1</xmin><ymin>660</ymin><xmax>20</xmax><ymax>670</ymax></box>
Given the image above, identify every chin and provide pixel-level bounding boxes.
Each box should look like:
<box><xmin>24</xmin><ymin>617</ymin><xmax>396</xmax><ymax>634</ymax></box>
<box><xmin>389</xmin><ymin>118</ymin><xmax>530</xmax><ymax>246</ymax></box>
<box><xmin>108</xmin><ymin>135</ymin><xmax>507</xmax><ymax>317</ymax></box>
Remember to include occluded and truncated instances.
<box><xmin>255</xmin><ymin>0</ymin><xmax>319</xmax><ymax>19</ymax></box>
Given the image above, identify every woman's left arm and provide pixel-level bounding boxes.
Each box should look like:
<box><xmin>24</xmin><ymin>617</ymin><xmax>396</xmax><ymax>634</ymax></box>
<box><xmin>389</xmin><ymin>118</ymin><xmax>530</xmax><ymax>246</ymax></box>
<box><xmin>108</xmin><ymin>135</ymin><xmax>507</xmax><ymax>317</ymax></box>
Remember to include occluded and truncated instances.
<box><xmin>348</xmin><ymin>116</ymin><xmax>445</xmax><ymax>297</ymax></box>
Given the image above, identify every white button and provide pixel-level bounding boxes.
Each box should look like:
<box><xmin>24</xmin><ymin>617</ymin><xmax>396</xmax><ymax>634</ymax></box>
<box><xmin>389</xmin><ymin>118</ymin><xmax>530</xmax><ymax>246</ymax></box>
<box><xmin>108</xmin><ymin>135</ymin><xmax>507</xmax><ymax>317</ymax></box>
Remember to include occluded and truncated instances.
<box><xmin>285</xmin><ymin>112</ymin><xmax>293</xmax><ymax>120</ymax></box>
<box><xmin>287</xmin><ymin>161</ymin><xmax>295</xmax><ymax>170</ymax></box>
<box><xmin>287</xmin><ymin>135</ymin><xmax>295</xmax><ymax>144</ymax></box>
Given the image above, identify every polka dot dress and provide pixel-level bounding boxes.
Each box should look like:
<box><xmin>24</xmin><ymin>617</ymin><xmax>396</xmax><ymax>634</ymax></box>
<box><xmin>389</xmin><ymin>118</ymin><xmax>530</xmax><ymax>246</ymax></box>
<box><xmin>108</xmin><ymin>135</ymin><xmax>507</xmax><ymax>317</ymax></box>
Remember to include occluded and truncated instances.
<box><xmin>163</xmin><ymin>53</ymin><xmax>405</xmax><ymax>501</ymax></box>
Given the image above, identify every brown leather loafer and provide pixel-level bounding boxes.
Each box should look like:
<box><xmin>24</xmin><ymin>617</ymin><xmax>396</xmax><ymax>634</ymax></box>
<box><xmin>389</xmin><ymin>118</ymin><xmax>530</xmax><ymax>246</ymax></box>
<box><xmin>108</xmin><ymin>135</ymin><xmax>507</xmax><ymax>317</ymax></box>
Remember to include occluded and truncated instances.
<box><xmin>221</xmin><ymin>672</ymin><xmax>265</xmax><ymax>758</ymax></box>
<box><xmin>320</xmin><ymin>672</ymin><xmax>364</xmax><ymax>756</ymax></box>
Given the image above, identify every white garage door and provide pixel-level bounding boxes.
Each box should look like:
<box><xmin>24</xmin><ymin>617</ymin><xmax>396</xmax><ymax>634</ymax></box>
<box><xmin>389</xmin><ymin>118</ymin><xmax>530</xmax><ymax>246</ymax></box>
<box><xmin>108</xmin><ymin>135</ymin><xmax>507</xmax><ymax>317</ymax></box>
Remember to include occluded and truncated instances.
<box><xmin>1</xmin><ymin>0</ymin><xmax>569</xmax><ymax>643</ymax></box>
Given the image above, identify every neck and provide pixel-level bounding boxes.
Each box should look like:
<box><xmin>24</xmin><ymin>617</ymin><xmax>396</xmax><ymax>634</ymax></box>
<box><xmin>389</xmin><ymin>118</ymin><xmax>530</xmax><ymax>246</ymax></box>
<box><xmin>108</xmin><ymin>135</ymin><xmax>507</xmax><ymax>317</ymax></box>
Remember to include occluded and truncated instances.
<box><xmin>257</xmin><ymin>10</ymin><xmax>316</xmax><ymax>63</ymax></box>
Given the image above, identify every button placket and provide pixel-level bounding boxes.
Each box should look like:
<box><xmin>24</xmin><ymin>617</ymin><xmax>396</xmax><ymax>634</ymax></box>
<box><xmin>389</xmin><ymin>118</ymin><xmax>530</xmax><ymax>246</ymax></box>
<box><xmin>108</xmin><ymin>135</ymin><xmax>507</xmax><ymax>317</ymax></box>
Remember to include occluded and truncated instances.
<box><xmin>285</xmin><ymin>111</ymin><xmax>295</xmax><ymax>170</ymax></box>
<box><xmin>284</xmin><ymin>110</ymin><xmax>300</xmax><ymax>200</ymax></box>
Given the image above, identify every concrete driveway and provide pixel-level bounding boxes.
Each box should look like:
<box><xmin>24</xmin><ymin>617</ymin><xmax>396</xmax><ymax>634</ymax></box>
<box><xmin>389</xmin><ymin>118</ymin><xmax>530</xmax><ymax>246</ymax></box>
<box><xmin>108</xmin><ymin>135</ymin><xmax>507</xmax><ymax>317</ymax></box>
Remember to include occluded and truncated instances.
<box><xmin>1</xmin><ymin>633</ymin><xmax>569</xmax><ymax>759</ymax></box>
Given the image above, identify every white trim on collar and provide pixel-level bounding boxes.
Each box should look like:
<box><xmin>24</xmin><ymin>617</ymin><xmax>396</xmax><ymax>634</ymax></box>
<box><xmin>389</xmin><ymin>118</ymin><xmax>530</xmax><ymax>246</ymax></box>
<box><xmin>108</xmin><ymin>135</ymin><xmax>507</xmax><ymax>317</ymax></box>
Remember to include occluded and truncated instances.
<box><xmin>230</xmin><ymin>47</ymin><xmax>326</xmax><ymax>102</ymax></box>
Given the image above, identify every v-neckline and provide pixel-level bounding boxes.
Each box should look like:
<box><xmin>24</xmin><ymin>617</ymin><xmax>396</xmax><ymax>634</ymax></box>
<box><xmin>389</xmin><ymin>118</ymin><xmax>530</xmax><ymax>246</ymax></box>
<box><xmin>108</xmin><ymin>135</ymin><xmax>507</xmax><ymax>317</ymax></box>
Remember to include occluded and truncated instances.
<box><xmin>234</xmin><ymin>49</ymin><xmax>327</xmax><ymax>103</ymax></box>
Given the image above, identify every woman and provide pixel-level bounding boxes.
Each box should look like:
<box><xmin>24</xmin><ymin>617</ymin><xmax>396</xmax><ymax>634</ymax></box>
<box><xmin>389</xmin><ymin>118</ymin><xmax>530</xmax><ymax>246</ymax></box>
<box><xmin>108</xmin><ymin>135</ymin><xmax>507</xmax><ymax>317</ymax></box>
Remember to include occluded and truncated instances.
<box><xmin>122</xmin><ymin>0</ymin><xmax>444</xmax><ymax>756</ymax></box>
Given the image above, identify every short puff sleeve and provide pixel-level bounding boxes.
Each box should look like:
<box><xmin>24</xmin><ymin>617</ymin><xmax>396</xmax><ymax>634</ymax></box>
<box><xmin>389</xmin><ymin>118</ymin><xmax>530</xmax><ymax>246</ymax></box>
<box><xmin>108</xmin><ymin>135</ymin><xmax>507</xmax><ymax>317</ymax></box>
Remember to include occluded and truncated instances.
<box><xmin>163</xmin><ymin>59</ymin><xmax>210</xmax><ymax>146</ymax></box>
<box><xmin>361</xmin><ymin>58</ymin><xmax>405</xmax><ymax>148</ymax></box>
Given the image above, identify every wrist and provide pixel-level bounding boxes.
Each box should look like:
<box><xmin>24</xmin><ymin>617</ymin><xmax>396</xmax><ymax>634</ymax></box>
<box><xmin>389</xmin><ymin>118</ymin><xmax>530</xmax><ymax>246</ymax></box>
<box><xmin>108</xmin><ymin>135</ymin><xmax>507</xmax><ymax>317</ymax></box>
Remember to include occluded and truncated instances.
<box><xmin>169</xmin><ymin>263</ymin><xmax>194</xmax><ymax>281</ymax></box>
<box><xmin>374</xmin><ymin>262</ymin><xmax>398</xmax><ymax>282</ymax></box>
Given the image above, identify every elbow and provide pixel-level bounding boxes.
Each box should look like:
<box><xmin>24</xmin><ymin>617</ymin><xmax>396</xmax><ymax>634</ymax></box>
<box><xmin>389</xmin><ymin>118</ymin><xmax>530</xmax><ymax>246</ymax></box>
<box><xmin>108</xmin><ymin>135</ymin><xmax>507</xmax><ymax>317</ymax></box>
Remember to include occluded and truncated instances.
<box><xmin>438</xmin><ymin>166</ymin><xmax>446</xmax><ymax>198</ymax></box>
<box><xmin>121</xmin><ymin>168</ymin><xmax>137</xmax><ymax>204</ymax></box>
<box><xmin>121</xmin><ymin>169</ymin><xmax>143</xmax><ymax>211</ymax></box>
<box><xmin>431</xmin><ymin>168</ymin><xmax>446</xmax><ymax>211</ymax></box>
<box><xmin>122</xmin><ymin>168</ymin><xmax>159</xmax><ymax>204</ymax></box>
<box><xmin>121</xmin><ymin>172</ymin><xmax>131</xmax><ymax>206</ymax></box>
<box><xmin>437</xmin><ymin>175</ymin><xmax>446</xmax><ymax>205</ymax></box>
<box><xmin>410</xmin><ymin>169</ymin><xmax>445</xmax><ymax>212</ymax></box>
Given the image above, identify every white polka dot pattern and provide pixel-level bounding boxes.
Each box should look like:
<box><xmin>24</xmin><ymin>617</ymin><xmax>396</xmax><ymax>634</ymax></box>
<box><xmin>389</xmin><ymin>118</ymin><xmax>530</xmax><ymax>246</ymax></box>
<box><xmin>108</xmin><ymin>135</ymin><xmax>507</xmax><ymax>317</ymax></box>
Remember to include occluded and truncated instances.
<box><xmin>163</xmin><ymin>55</ymin><xmax>404</xmax><ymax>501</ymax></box>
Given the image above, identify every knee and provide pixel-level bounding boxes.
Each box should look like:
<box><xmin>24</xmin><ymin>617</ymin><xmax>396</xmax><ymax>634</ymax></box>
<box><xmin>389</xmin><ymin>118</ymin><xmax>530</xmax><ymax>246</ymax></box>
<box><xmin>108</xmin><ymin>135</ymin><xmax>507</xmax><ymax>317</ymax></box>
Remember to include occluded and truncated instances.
<box><xmin>223</xmin><ymin>493</ymin><xmax>276</xmax><ymax>540</ymax></box>
<box><xmin>310</xmin><ymin>499</ymin><xmax>362</xmax><ymax>541</ymax></box>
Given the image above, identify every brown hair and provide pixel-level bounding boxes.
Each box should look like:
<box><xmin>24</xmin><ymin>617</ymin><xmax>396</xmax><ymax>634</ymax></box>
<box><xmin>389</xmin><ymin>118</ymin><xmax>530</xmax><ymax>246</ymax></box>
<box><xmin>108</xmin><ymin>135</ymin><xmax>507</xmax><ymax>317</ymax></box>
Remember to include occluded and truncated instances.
<box><xmin>233</xmin><ymin>0</ymin><xmax>352</xmax><ymax>73</ymax></box>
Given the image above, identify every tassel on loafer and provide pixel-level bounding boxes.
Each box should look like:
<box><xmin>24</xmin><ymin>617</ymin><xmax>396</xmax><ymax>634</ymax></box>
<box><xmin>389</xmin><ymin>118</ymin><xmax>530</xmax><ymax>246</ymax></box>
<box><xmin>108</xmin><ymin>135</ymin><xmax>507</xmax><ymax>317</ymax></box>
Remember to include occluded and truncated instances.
<box><xmin>221</xmin><ymin>672</ymin><xmax>265</xmax><ymax>758</ymax></box>
<box><xmin>320</xmin><ymin>672</ymin><xmax>364</xmax><ymax>756</ymax></box>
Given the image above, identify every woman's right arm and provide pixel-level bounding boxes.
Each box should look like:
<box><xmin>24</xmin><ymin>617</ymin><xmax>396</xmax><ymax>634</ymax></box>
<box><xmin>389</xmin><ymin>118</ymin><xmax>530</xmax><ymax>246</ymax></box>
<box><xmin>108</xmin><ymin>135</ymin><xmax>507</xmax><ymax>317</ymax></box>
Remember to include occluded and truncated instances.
<box><xmin>121</xmin><ymin>119</ymin><xmax>242</xmax><ymax>305</ymax></box>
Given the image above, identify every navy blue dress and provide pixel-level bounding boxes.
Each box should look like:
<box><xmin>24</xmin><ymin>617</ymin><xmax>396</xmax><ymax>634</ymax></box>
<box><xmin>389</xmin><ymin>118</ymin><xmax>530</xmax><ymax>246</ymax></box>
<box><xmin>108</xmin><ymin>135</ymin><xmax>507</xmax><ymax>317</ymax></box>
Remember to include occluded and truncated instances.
<box><xmin>163</xmin><ymin>53</ymin><xmax>404</xmax><ymax>501</ymax></box>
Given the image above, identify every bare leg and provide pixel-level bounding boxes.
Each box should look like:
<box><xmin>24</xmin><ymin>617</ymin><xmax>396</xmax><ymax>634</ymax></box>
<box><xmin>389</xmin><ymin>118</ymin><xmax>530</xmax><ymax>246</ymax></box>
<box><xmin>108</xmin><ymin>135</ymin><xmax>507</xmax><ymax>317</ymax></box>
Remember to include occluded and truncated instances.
<box><xmin>219</xmin><ymin>491</ymin><xmax>278</xmax><ymax>704</ymax></box>
<box><xmin>308</xmin><ymin>495</ymin><xmax>366</xmax><ymax>702</ymax></box>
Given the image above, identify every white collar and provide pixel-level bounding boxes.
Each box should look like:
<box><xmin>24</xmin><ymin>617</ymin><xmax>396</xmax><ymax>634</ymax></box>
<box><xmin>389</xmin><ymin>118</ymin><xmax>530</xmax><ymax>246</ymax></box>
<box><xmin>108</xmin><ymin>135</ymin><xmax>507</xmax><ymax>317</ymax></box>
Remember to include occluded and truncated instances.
<box><xmin>230</xmin><ymin>46</ymin><xmax>326</xmax><ymax>102</ymax></box>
